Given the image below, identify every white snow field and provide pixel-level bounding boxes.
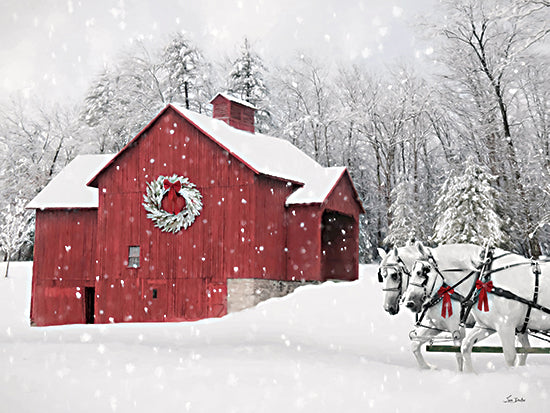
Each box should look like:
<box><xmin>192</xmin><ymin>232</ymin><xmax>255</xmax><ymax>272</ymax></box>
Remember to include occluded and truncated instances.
<box><xmin>1</xmin><ymin>262</ymin><xmax>549</xmax><ymax>412</ymax></box>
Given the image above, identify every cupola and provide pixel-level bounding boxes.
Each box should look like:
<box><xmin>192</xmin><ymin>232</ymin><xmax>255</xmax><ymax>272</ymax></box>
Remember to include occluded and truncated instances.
<box><xmin>210</xmin><ymin>92</ymin><xmax>256</xmax><ymax>133</ymax></box>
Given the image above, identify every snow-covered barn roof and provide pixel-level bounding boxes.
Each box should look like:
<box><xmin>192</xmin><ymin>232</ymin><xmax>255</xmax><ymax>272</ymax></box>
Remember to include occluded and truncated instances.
<box><xmin>27</xmin><ymin>154</ymin><xmax>115</xmax><ymax>209</ymax></box>
<box><xmin>31</xmin><ymin>104</ymin><xmax>361</xmax><ymax>210</ymax></box>
<box><xmin>171</xmin><ymin>104</ymin><xmax>356</xmax><ymax>206</ymax></box>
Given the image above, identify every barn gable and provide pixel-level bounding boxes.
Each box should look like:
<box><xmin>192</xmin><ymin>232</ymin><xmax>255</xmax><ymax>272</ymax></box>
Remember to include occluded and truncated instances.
<box><xmin>88</xmin><ymin>104</ymin><xmax>362</xmax><ymax>210</ymax></box>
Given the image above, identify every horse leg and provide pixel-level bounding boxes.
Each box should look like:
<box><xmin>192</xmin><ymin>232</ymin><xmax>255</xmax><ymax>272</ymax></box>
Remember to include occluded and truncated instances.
<box><xmin>461</xmin><ymin>325</ymin><xmax>495</xmax><ymax>373</ymax></box>
<box><xmin>410</xmin><ymin>326</ymin><xmax>439</xmax><ymax>370</ymax></box>
<box><xmin>516</xmin><ymin>332</ymin><xmax>530</xmax><ymax>366</ymax></box>
<box><xmin>497</xmin><ymin>325</ymin><xmax>518</xmax><ymax>367</ymax></box>
<box><xmin>453</xmin><ymin>336</ymin><xmax>464</xmax><ymax>372</ymax></box>
<box><xmin>449</xmin><ymin>323</ymin><xmax>466</xmax><ymax>372</ymax></box>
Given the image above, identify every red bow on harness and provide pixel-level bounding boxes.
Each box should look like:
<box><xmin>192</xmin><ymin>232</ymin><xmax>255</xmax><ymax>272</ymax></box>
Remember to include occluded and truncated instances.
<box><xmin>475</xmin><ymin>280</ymin><xmax>493</xmax><ymax>312</ymax></box>
<box><xmin>162</xmin><ymin>179</ymin><xmax>185</xmax><ymax>215</ymax></box>
<box><xmin>438</xmin><ymin>286</ymin><xmax>454</xmax><ymax>318</ymax></box>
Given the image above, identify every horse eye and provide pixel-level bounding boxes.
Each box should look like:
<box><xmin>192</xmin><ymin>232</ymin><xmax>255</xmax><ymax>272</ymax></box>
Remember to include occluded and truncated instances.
<box><xmin>391</xmin><ymin>273</ymin><xmax>398</xmax><ymax>281</ymax></box>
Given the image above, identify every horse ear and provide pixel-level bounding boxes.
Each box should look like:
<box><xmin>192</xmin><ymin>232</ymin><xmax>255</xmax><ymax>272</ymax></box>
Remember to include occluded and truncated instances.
<box><xmin>469</xmin><ymin>258</ymin><xmax>480</xmax><ymax>271</ymax></box>
<box><xmin>416</xmin><ymin>241</ymin><xmax>427</xmax><ymax>257</ymax></box>
<box><xmin>377</xmin><ymin>248</ymin><xmax>387</xmax><ymax>260</ymax></box>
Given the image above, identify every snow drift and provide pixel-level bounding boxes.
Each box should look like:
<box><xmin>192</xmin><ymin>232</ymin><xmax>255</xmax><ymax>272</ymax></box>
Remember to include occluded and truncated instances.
<box><xmin>1</xmin><ymin>262</ymin><xmax>549</xmax><ymax>412</ymax></box>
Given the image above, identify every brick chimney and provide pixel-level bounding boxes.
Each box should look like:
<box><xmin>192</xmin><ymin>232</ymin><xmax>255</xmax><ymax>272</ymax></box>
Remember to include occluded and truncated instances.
<box><xmin>210</xmin><ymin>93</ymin><xmax>256</xmax><ymax>133</ymax></box>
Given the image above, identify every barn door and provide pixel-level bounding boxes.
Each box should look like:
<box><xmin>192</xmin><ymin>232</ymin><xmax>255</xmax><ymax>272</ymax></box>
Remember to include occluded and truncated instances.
<box><xmin>207</xmin><ymin>283</ymin><xmax>227</xmax><ymax>318</ymax></box>
<box><xmin>142</xmin><ymin>280</ymin><xmax>168</xmax><ymax>322</ymax></box>
<box><xmin>321</xmin><ymin>211</ymin><xmax>356</xmax><ymax>281</ymax></box>
<box><xmin>84</xmin><ymin>287</ymin><xmax>95</xmax><ymax>324</ymax></box>
<box><xmin>174</xmin><ymin>279</ymin><xmax>206</xmax><ymax>321</ymax></box>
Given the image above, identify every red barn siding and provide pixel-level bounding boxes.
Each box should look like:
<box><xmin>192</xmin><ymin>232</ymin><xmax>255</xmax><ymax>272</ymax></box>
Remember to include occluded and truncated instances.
<box><xmin>94</xmin><ymin>108</ymin><xmax>270</xmax><ymax>322</ymax></box>
<box><xmin>31</xmin><ymin>209</ymin><xmax>97</xmax><ymax>326</ymax></box>
<box><xmin>286</xmin><ymin>206</ymin><xmax>322</xmax><ymax>281</ymax></box>
<box><xmin>322</xmin><ymin>174</ymin><xmax>361</xmax><ymax>281</ymax></box>
<box><xmin>212</xmin><ymin>97</ymin><xmax>230</xmax><ymax>122</ymax></box>
<box><xmin>324</xmin><ymin>173</ymin><xmax>363</xmax><ymax>217</ymax></box>
<box><xmin>211</xmin><ymin>95</ymin><xmax>255</xmax><ymax>133</ymax></box>
<box><xmin>32</xmin><ymin>282</ymin><xmax>89</xmax><ymax>326</ymax></box>
<box><xmin>32</xmin><ymin>209</ymin><xmax>98</xmax><ymax>281</ymax></box>
<box><xmin>252</xmin><ymin>176</ymin><xmax>294</xmax><ymax>280</ymax></box>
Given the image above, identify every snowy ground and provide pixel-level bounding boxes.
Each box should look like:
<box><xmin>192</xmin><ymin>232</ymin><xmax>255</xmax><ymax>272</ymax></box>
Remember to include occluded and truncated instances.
<box><xmin>1</xmin><ymin>262</ymin><xmax>549</xmax><ymax>412</ymax></box>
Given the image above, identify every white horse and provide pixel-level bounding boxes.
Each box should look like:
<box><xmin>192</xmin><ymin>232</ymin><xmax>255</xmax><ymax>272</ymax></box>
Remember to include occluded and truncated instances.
<box><xmin>378</xmin><ymin>245</ymin><xmax>472</xmax><ymax>371</ymax></box>
<box><xmin>403</xmin><ymin>243</ymin><xmax>542</xmax><ymax>372</ymax></box>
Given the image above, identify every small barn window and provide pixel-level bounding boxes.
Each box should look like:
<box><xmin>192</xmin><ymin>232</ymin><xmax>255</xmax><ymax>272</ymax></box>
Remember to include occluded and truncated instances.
<box><xmin>128</xmin><ymin>246</ymin><xmax>140</xmax><ymax>268</ymax></box>
<box><xmin>152</xmin><ymin>289</ymin><xmax>158</xmax><ymax>299</ymax></box>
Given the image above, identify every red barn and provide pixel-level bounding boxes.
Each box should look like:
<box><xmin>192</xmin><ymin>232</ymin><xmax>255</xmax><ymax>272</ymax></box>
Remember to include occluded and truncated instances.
<box><xmin>28</xmin><ymin>93</ymin><xmax>364</xmax><ymax>326</ymax></box>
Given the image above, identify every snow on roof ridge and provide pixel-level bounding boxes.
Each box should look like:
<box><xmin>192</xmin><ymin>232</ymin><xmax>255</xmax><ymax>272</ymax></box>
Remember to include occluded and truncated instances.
<box><xmin>210</xmin><ymin>92</ymin><xmax>257</xmax><ymax>110</ymax></box>
<box><xmin>170</xmin><ymin>104</ymin><xmax>347</xmax><ymax>205</ymax></box>
<box><xmin>286</xmin><ymin>166</ymin><xmax>346</xmax><ymax>205</ymax></box>
<box><xmin>27</xmin><ymin>154</ymin><xmax>115</xmax><ymax>209</ymax></box>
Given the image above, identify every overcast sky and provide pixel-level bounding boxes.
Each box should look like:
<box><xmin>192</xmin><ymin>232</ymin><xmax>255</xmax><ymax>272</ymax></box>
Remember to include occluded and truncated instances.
<box><xmin>0</xmin><ymin>0</ymin><xmax>437</xmax><ymax>104</ymax></box>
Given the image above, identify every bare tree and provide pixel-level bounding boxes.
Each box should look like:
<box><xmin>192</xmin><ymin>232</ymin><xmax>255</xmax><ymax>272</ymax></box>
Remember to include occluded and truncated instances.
<box><xmin>270</xmin><ymin>55</ymin><xmax>340</xmax><ymax>166</ymax></box>
<box><xmin>430</xmin><ymin>0</ymin><xmax>550</xmax><ymax>256</ymax></box>
<box><xmin>0</xmin><ymin>199</ymin><xmax>34</xmax><ymax>277</ymax></box>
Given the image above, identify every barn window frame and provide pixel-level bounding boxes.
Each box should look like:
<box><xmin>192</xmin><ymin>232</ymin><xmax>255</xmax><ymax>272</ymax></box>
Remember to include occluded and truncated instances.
<box><xmin>128</xmin><ymin>246</ymin><xmax>140</xmax><ymax>268</ymax></box>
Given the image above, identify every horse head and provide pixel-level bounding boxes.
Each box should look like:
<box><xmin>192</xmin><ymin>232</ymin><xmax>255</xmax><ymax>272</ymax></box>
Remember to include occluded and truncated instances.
<box><xmin>378</xmin><ymin>245</ymin><xmax>416</xmax><ymax>315</ymax></box>
<box><xmin>403</xmin><ymin>242</ymin><xmax>444</xmax><ymax>313</ymax></box>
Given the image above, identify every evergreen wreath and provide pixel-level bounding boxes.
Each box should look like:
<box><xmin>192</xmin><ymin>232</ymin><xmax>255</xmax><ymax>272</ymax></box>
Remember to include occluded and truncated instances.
<box><xmin>143</xmin><ymin>174</ymin><xmax>203</xmax><ymax>233</ymax></box>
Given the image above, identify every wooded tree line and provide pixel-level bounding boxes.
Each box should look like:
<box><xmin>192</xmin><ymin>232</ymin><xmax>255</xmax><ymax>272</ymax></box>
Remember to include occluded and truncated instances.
<box><xmin>0</xmin><ymin>0</ymin><xmax>548</xmax><ymax>263</ymax></box>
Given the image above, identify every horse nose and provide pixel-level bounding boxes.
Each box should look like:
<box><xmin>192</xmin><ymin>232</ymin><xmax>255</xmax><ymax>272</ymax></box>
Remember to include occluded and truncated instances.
<box><xmin>405</xmin><ymin>301</ymin><xmax>415</xmax><ymax>309</ymax></box>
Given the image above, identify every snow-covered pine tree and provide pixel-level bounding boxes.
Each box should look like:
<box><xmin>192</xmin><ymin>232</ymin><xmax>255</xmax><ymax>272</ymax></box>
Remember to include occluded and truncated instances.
<box><xmin>385</xmin><ymin>179</ymin><xmax>421</xmax><ymax>246</ymax></box>
<box><xmin>228</xmin><ymin>38</ymin><xmax>267</xmax><ymax>105</ymax></box>
<box><xmin>0</xmin><ymin>199</ymin><xmax>34</xmax><ymax>277</ymax></box>
<box><xmin>227</xmin><ymin>38</ymin><xmax>271</xmax><ymax>133</ymax></box>
<box><xmin>80</xmin><ymin>68</ymin><xmax>115</xmax><ymax>129</ymax></box>
<box><xmin>80</xmin><ymin>67</ymin><xmax>128</xmax><ymax>152</ymax></box>
<box><xmin>161</xmin><ymin>33</ymin><xmax>210</xmax><ymax>112</ymax></box>
<box><xmin>432</xmin><ymin>158</ymin><xmax>507</xmax><ymax>247</ymax></box>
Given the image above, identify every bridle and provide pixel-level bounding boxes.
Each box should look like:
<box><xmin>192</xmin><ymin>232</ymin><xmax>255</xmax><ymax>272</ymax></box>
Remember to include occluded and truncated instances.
<box><xmin>378</xmin><ymin>255</ymin><xmax>411</xmax><ymax>302</ymax></box>
<box><xmin>409</xmin><ymin>255</ymin><xmax>446</xmax><ymax>304</ymax></box>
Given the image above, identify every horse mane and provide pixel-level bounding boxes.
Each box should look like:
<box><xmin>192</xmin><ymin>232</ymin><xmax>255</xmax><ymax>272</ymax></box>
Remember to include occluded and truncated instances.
<box><xmin>430</xmin><ymin>243</ymin><xmax>484</xmax><ymax>270</ymax></box>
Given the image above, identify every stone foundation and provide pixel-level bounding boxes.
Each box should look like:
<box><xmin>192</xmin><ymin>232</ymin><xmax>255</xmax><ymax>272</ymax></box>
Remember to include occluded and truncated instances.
<box><xmin>227</xmin><ymin>278</ymin><xmax>318</xmax><ymax>313</ymax></box>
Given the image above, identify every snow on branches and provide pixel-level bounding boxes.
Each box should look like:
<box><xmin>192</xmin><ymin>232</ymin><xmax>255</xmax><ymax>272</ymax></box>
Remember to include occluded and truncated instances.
<box><xmin>432</xmin><ymin>158</ymin><xmax>507</xmax><ymax>247</ymax></box>
<box><xmin>0</xmin><ymin>199</ymin><xmax>34</xmax><ymax>277</ymax></box>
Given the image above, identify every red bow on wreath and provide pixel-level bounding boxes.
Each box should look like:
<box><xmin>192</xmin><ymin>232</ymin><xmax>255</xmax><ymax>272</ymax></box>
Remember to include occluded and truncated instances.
<box><xmin>475</xmin><ymin>280</ymin><xmax>493</xmax><ymax>312</ymax></box>
<box><xmin>162</xmin><ymin>179</ymin><xmax>186</xmax><ymax>215</ymax></box>
<box><xmin>437</xmin><ymin>286</ymin><xmax>454</xmax><ymax>318</ymax></box>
